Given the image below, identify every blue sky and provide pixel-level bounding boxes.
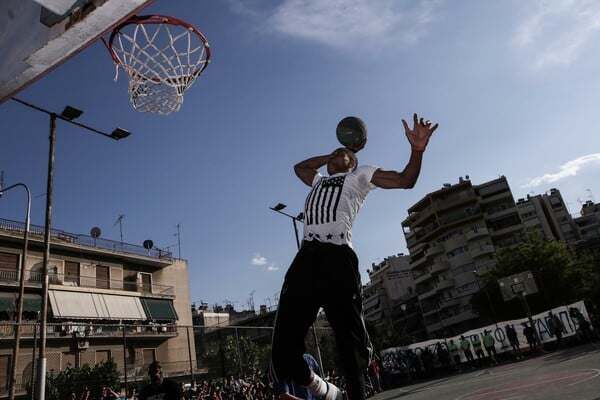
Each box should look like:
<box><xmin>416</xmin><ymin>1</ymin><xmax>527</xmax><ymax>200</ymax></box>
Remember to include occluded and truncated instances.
<box><xmin>1</xmin><ymin>0</ymin><xmax>599</xmax><ymax>311</ymax></box>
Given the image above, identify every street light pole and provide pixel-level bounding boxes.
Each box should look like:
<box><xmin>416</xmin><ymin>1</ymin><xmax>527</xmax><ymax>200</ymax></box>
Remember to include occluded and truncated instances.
<box><xmin>269</xmin><ymin>203</ymin><xmax>303</xmax><ymax>249</ymax></box>
<box><xmin>269</xmin><ymin>203</ymin><xmax>324</xmax><ymax>370</ymax></box>
<box><xmin>0</xmin><ymin>183</ymin><xmax>31</xmax><ymax>400</ymax></box>
<box><xmin>10</xmin><ymin>98</ymin><xmax>131</xmax><ymax>400</ymax></box>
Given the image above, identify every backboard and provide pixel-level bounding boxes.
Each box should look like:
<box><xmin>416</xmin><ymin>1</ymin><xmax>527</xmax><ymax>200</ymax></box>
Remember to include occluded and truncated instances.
<box><xmin>497</xmin><ymin>270</ymin><xmax>538</xmax><ymax>301</ymax></box>
<box><xmin>0</xmin><ymin>0</ymin><xmax>154</xmax><ymax>104</ymax></box>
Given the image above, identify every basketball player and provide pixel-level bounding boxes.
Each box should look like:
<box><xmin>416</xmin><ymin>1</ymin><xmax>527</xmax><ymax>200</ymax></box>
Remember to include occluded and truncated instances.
<box><xmin>268</xmin><ymin>113</ymin><xmax>439</xmax><ymax>400</ymax></box>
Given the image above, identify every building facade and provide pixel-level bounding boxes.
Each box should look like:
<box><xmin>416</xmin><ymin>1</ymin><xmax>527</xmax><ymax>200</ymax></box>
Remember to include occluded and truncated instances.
<box><xmin>516</xmin><ymin>188</ymin><xmax>581</xmax><ymax>244</ymax></box>
<box><xmin>0</xmin><ymin>218</ymin><xmax>194</xmax><ymax>396</ymax></box>
<box><xmin>401</xmin><ymin>176</ymin><xmax>522</xmax><ymax>338</ymax></box>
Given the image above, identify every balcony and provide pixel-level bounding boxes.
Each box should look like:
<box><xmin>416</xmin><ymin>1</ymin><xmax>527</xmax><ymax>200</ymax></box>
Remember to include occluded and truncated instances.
<box><xmin>418</xmin><ymin>286</ymin><xmax>437</xmax><ymax>300</ymax></box>
<box><xmin>0</xmin><ymin>268</ymin><xmax>175</xmax><ymax>298</ymax></box>
<box><xmin>410</xmin><ymin>254</ymin><xmax>428</xmax><ymax>269</ymax></box>
<box><xmin>0</xmin><ymin>217</ymin><xmax>173</xmax><ymax>261</ymax></box>
<box><xmin>0</xmin><ymin>322</ymin><xmax>178</xmax><ymax>341</ymax></box>
<box><xmin>430</xmin><ymin>261</ymin><xmax>450</xmax><ymax>275</ymax></box>
<box><xmin>413</xmin><ymin>269</ymin><xmax>433</xmax><ymax>285</ymax></box>
<box><xmin>435</xmin><ymin>278</ymin><xmax>455</xmax><ymax>292</ymax></box>
<box><xmin>425</xmin><ymin>243</ymin><xmax>444</xmax><ymax>258</ymax></box>
<box><xmin>465</xmin><ymin>227</ymin><xmax>489</xmax><ymax>241</ymax></box>
<box><xmin>471</xmin><ymin>244</ymin><xmax>495</xmax><ymax>258</ymax></box>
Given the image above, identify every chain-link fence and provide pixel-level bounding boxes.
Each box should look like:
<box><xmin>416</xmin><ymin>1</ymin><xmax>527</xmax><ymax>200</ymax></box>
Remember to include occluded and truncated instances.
<box><xmin>1</xmin><ymin>321</ymin><xmax>338</xmax><ymax>399</ymax></box>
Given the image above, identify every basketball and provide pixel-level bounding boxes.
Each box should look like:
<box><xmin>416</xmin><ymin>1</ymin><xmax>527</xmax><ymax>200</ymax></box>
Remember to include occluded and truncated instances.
<box><xmin>336</xmin><ymin>116</ymin><xmax>367</xmax><ymax>148</ymax></box>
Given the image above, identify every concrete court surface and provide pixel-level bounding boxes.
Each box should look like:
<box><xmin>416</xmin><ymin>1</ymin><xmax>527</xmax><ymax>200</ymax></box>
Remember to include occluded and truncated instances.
<box><xmin>373</xmin><ymin>342</ymin><xmax>600</xmax><ymax>400</ymax></box>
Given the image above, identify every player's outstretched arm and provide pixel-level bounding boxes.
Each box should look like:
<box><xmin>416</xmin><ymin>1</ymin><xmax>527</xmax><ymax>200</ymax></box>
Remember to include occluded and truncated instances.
<box><xmin>294</xmin><ymin>154</ymin><xmax>330</xmax><ymax>186</ymax></box>
<box><xmin>371</xmin><ymin>113</ymin><xmax>438</xmax><ymax>189</ymax></box>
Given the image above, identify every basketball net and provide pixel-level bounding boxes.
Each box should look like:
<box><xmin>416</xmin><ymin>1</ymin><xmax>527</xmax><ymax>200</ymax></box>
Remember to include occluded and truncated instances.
<box><xmin>107</xmin><ymin>15</ymin><xmax>210</xmax><ymax>116</ymax></box>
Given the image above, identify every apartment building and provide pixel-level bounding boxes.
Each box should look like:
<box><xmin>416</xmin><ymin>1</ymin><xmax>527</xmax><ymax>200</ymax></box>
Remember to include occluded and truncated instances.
<box><xmin>0</xmin><ymin>218</ymin><xmax>194</xmax><ymax>395</ymax></box>
<box><xmin>516</xmin><ymin>188</ymin><xmax>581</xmax><ymax>244</ymax></box>
<box><xmin>574</xmin><ymin>200</ymin><xmax>600</xmax><ymax>243</ymax></box>
<box><xmin>363</xmin><ymin>254</ymin><xmax>419</xmax><ymax>337</ymax></box>
<box><xmin>401</xmin><ymin>176</ymin><xmax>522</xmax><ymax>338</ymax></box>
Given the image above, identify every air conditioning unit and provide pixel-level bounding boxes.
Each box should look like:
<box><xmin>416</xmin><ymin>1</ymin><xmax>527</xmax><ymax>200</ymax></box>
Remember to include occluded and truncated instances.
<box><xmin>77</xmin><ymin>340</ymin><xmax>89</xmax><ymax>349</ymax></box>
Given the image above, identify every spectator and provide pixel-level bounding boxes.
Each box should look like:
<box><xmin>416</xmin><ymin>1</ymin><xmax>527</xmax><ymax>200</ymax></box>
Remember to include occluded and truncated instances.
<box><xmin>138</xmin><ymin>361</ymin><xmax>184</xmax><ymax>400</ymax></box>
<box><xmin>547</xmin><ymin>311</ymin><xmax>564</xmax><ymax>349</ymax></box>
<box><xmin>482</xmin><ymin>330</ymin><xmax>498</xmax><ymax>365</ymax></box>
<box><xmin>367</xmin><ymin>356</ymin><xmax>382</xmax><ymax>393</ymax></box>
<box><xmin>459</xmin><ymin>336</ymin><xmax>475</xmax><ymax>369</ymax></box>
<box><xmin>448</xmin><ymin>339</ymin><xmax>461</xmax><ymax>373</ymax></box>
<box><xmin>522</xmin><ymin>322</ymin><xmax>538</xmax><ymax>353</ymax></box>
<box><xmin>505</xmin><ymin>325</ymin><xmax>522</xmax><ymax>360</ymax></box>
<box><xmin>471</xmin><ymin>335</ymin><xmax>485</xmax><ymax>367</ymax></box>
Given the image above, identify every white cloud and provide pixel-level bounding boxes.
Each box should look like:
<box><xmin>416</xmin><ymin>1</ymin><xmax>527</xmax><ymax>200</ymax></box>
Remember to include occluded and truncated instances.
<box><xmin>511</xmin><ymin>1</ymin><xmax>600</xmax><ymax>70</ymax></box>
<box><xmin>251</xmin><ymin>253</ymin><xmax>280</xmax><ymax>272</ymax></box>
<box><xmin>230</xmin><ymin>0</ymin><xmax>440</xmax><ymax>51</ymax></box>
<box><xmin>251</xmin><ymin>253</ymin><xmax>268</xmax><ymax>266</ymax></box>
<box><xmin>521</xmin><ymin>153</ymin><xmax>600</xmax><ymax>188</ymax></box>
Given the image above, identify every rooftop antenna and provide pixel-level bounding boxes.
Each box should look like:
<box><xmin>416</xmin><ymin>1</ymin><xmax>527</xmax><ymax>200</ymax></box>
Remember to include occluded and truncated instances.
<box><xmin>114</xmin><ymin>214</ymin><xmax>125</xmax><ymax>243</ymax></box>
<box><xmin>586</xmin><ymin>188</ymin><xmax>595</xmax><ymax>202</ymax></box>
<box><xmin>175</xmin><ymin>223</ymin><xmax>181</xmax><ymax>258</ymax></box>
<box><xmin>0</xmin><ymin>170</ymin><xmax>4</xmax><ymax>189</ymax></box>
<box><xmin>248</xmin><ymin>290</ymin><xmax>256</xmax><ymax>311</ymax></box>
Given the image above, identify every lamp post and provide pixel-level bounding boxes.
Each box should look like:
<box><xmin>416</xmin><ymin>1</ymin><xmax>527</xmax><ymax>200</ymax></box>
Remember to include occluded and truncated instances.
<box><xmin>0</xmin><ymin>182</ymin><xmax>31</xmax><ymax>400</ymax></box>
<box><xmin>11</xmin><ymin>97</ymin><xmax>131</xmax><ymax>400</ymax></box>
<box><xmin>269</xmin><ymin>203</ymin><xmax>304</xmax><ymax>249</ymax></box>
<box><xmin>269</xmin><ymin>203</ymin><xmax>323</xmax><ymax>370</ymax></box>
<box><xmin>473</xmin><ymin>269</ymin><xmax>499</xmax><ymax>329</ymax></box>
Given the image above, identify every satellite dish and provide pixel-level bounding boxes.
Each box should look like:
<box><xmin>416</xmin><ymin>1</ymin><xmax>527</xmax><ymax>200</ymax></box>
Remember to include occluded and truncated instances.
<box><xmin>90</xmin><ymin>227</ymin><xmax>101</xmax><ymax>238</ymax></box>
<box><xmin>143</xmin><ymin>240</ymin><xmax>154</xmax><ymax>250</ymax></box>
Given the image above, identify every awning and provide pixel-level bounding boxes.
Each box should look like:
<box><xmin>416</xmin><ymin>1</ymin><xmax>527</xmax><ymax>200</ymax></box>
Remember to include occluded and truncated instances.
<box><xmin>22</xmin><ymin>294</ymin><xmax>41</xmax><ymax>312</ymax></box>
<box><xmin>103</xmin><ymin>294</ymin><xmax>146</xmax><ymax>320</ymax></box>
<box><xmin>140</xmin><ymin>298</ymin><xmax>178</xmax><ymax>321</ymax></box>
<box><xmin>0</xmin><ymin>292</ymin><xmax>15</xmax><ymax>312</ymax></box>
<box><xmin>49</xmin><ymin>290</ymin><xmax>147</xmax><ymax>320</ymax></box>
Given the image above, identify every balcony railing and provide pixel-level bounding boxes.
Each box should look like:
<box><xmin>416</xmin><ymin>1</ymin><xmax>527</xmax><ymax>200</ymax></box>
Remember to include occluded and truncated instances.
<box><xmin>0</xmin><ymin>217</ymin><xmax>173</xmax><ymax>259</ymax></box>
<box><xmin>0</xmin><ymin>322</ymin><xmax>178</xmax><ymax>340</ymax></box>
<box><xmin>0</xmin><ymin>268</ymin><xmax>174</xmax><ymax>297</ymax></box>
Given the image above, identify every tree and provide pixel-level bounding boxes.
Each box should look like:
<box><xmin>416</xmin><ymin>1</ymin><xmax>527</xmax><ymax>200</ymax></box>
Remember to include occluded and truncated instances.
<box><xmin>202</xmin><ymin>333</ymin><xmax>271</xmax><ymax>378</ymax></box>
<box><xmin>471</xmin><ymin>232</ymin><xmax>599</xmax><ymax>320</ymax></box>
<box><xmin>28</xmin><ymin>359</ymin><xmax>120</xmax><ymax>400</ymax></box>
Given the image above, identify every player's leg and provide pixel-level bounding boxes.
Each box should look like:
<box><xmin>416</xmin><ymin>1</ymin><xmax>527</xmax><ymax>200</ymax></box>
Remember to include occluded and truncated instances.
<box><xmin>322</xmin><ymin>245</ymin><xmax>371</xmax><ymax>400</ymax></box>
<box><xmin>269</xmin><ymin>248</ymin><xmax>321</xmax><ymax>386</ymax></box>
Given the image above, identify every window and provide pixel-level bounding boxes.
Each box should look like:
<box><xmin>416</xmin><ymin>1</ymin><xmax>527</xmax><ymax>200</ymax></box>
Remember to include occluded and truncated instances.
<box><xmin>61</xmin><ymin>352</ymin><xmax>76</xmax><ymax>369</ymax></box>
<box><xmin>96</xmin><ymin>265</ymin><xmax>109</xmax><ymax>289</ymax></box>
<box><xmin>64</xmin><ymin>261</ymin><xmax>80</xmax><ymax>286</ymax></box>
<box><xmin>0</xmin><ymin>252</ymin><xmax>19</xmax><ymax>281</ymax></box>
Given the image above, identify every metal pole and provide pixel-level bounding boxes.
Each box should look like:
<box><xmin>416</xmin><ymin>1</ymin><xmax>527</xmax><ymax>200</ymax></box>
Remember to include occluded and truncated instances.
<box><xmin>31</xmin><ymin>322</ymin><xmax>38</xmax><ymax>400</ymax></box>
<box><xmin>37</xmin><ymin>113</ymin><xmax>57</xmax><ymax>400</ymax></box>
<box><xmin>186</xmin><ymin>326</ymin><xmax>194</xmax><ymax>382</ymax></box>
<box><xmin>3</xmin><ymin>183</ymin><xmax>32</xmax><ymax>400</ymax></box>
<box><xmin>122</xmin><ymin>325</ymin><xmax>128</xmax><ymax>390</ymax></box>
<box><xmin>473</xmin><ymin>271</ymin><xmax>499</xmax><ymax>329</ymax></box>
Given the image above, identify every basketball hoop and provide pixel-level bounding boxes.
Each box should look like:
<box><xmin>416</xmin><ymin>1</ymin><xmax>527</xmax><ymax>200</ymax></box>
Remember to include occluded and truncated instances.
<box><xmin>106</xmin><ymin>15</ymin><xmax>211</xmax><ymax>116</ymax></box>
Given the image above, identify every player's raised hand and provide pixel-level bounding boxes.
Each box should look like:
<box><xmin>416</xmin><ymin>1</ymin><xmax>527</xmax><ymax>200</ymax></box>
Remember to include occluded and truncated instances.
<box><xmin>402</xmin><ymin>113</ymin><xmax>438</xmax><ymax>152</ymax></box>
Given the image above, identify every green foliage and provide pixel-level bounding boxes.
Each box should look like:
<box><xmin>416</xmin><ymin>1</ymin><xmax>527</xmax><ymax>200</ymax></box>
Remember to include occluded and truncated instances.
<box><xmin>471</xmin><ymin>232</ymin><xmax>600</xmax><ymax>320</ymax></box>
<box><xmin>28</xmin><ymin>359</ymin><xmax>121</xmax><ymax>400</ymax></box>
<box><xmin>202</xmin><ymin>334</ymin><xmax>271</xmax><ymax>378</ymax></box>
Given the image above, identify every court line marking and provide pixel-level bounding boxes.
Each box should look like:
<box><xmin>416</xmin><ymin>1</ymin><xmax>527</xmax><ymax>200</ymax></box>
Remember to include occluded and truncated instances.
<box><xmin>454</xmin><ymin>369</ymin><xmax>599</xmax><ymax>400</ymax></box>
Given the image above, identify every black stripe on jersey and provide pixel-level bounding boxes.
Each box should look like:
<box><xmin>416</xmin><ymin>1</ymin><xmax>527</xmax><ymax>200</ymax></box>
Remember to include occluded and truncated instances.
<box><xmin>305</xmin><ymin>176</ymin><xmax>345</xmax><ymax>225</ymax></box>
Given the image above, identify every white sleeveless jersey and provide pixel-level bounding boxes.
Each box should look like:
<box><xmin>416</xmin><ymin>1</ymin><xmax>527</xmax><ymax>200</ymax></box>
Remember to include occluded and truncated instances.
<box><xmin>302</xmin><ymin>165</ymin><xmax>379</xmax><ymax>247</ymax></box>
